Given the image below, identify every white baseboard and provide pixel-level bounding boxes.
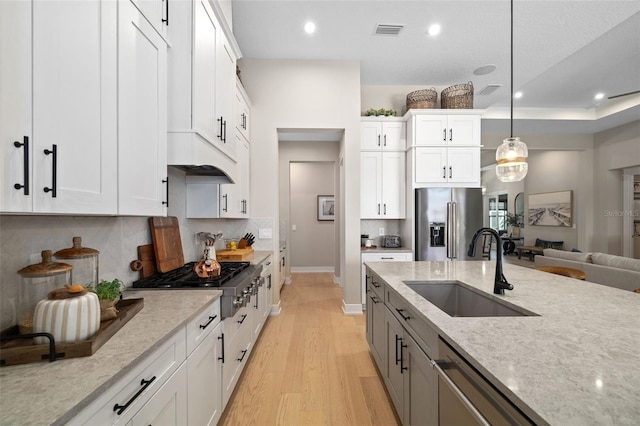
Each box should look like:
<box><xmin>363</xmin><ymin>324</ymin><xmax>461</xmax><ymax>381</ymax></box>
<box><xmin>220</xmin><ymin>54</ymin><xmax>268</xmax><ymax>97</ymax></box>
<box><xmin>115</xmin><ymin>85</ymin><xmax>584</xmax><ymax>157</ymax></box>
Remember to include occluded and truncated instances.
<box><xmin>342</xmin><ymin>300</ymin><xmax>363</xmax><ymax>315</ymax></box>
<box><xmin>270</xmin><ymin>301</ymin><xmax>281</xmax><ymax>316</ymax></box>
<box><xmin>333</xmin><ymin>275</ymin><xmax>342</xmax><ymax>287</ymax></box>
<box><xmin>284</xmin><ymin>276</ymin><xmax>292</xmax><ymax>285</ymax></box>
<box><xmin>291</xmin><ymin>266</ymin><xmax>335</xmax><ymax>273</ymax></box>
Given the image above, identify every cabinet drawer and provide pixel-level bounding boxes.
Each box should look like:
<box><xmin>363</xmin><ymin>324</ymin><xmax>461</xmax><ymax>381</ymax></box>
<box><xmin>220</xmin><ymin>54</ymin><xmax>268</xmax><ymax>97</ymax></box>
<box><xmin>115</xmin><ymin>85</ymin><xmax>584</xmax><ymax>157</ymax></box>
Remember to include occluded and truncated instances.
<box><xmin>367</xmin><ymin>271</ymin><xmax>385</xmax><ymax>299</ymax></box>
<box><xmin>186</xmin><ymin>298</ymin><xmax>221</xmax><ymax>355</ymax></box>
<box><xmin>74</xmin><ymin>328</ymin><xmax>187</xmax><ymax>425</ymax></box>
<box><xmin>386</xmin><ymin>289</ymin><xmax>438</xmax><ymax>358</ymax></box>
<box><xmin>221</xmin><ymin>305</ymin><xmax>251</xmax><ymax>341</ymax></box>
<box><xmin>222</xmin><ymin>315</ymin><xmax>252</xmax><ymax>407</ymax></box>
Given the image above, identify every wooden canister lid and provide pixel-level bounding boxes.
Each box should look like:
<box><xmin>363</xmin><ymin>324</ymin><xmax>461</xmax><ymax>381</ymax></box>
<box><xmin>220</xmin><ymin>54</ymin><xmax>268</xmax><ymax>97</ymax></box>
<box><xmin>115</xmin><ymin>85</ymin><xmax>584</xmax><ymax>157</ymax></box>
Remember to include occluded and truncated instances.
<box><xmin>17</xmin><ymin>250</ymin><xmax>72</xmax><ymax>277</ymax></box>
<box><xmin>54</xmin><ymin>236</ymin><xmax>99</xmax><ymax>259</ymax></box>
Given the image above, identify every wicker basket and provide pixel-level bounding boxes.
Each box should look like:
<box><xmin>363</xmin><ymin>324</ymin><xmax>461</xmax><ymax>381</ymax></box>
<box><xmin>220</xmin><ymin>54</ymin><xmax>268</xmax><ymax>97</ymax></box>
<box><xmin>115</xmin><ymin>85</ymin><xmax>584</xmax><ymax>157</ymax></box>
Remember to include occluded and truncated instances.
<box><xmin>441</xmin><ymin>82</ymin><xmax>474</xmax><ymax>109</ymax></box>
<box><xmin>406</xmin><ymin>88</ymin><xmax>438</xmax><ymax>110</ymax></box>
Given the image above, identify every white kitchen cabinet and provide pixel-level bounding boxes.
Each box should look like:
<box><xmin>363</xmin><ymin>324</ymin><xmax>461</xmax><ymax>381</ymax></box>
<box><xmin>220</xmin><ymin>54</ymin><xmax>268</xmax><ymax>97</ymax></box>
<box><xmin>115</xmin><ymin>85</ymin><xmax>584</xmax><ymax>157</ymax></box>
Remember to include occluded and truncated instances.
<box><xmin>410</xmin><ymin>114</ymin><xmax>480</xmax><ymax>146</ymax></box>
<box><xmin>0</xmin><ymin>0</ymin><xmax>118</xmax><ymax>214</ymax></box>
<box><xmin>219</xmin><ymin>135</ymin><xmax>249</xmax><ymax>217</ymax></box>
<box><xmin>222</xmin><ymin>307</ymin><xmax>253</xmax><ymax>407</ymax></box>
<box><xmin>235</xmin><ymin>81</ymin><xmax>251</xmax><ymax>141</ymax></box>
<box><xmin>187</xmin><ymin>315</ymin><xmax>223</xmax><ymax>426</ymax></box>
<box><xmin>361</xmin><ymin>151</ymin><xmax>405</xmax><ymax>219</ymax></box>
<box><xmin>414</xmin><ymin>146</ymin><xmax>480</xmax><ymax>185</ymax></box>
<box><xmin>252</xmin><ymin>256</ymin><xmax>272</xmax><ymax>339</ymax></box>
<box><xmin>118</xmin><ymin>0</ymin><xmax>168</xmax><ymax>216</ymax></box>
<box><xmin>130</xmin><ymin>0</ymin><xmax>169</xmax><ymax>39</ymax></box>
<box><xmin>129</xmin><ymin>364</ymin><xmax>187</xmax><ymax>426</ymax></box>
<box><xmin>361</xmin><ymin>120</ymin><xmax>406</xmax><ymax>150</ymax></box>
<box><xmin>167</xmin><ymin>0</ymin><xmax>238</xmax><ymax>179</ymax></box>
<box><xmin>361</xmin><ymin>252</ymin><xmax>412</xmax><ymax>307</ymax></box>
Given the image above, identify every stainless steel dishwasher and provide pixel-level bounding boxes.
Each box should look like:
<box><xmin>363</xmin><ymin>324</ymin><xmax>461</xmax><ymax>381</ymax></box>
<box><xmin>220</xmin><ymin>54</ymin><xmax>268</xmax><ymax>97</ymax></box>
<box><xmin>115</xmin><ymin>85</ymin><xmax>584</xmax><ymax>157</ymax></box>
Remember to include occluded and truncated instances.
<box><xmin>434</xmin><ymin>338</ymin><xmax>535</xmax><ymax>425</ymax></box>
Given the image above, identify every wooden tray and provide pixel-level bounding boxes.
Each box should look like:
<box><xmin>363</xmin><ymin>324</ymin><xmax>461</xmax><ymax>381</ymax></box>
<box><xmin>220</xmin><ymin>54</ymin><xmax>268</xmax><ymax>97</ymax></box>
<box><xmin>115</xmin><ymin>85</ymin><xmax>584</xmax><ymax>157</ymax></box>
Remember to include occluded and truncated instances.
<box><xmin>216</xmin><ymin>247</ymin><xmax>254</xmax><ymax>260</ymax></box>
<box><xmin>0</xmin><ymin>298</ymin><xmax>144</xmax><ymax>367</ymax></box>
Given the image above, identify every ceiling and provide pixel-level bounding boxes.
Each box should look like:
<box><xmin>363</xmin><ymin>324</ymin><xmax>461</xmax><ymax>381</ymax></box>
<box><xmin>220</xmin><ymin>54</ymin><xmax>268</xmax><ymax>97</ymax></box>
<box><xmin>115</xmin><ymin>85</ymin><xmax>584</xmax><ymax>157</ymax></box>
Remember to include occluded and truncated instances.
<box><xmin>231</xmin><ymin>1</ymin><xmax>640</xmax><ymax>136</ymax></box>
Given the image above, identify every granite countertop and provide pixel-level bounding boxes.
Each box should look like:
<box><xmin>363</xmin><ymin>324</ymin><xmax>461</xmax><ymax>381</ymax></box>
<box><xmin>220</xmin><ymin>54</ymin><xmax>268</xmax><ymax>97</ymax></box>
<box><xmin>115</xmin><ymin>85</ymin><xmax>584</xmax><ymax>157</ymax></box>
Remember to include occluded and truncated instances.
<box><xmin>365</xmin><ymin>261</ymin><xmax>640</xmax><ymax>425</ymax></box>
<box><xmin>0</xmin><ymin>289</ymin><xmax>222</xmax><ymax>425</ymax></box>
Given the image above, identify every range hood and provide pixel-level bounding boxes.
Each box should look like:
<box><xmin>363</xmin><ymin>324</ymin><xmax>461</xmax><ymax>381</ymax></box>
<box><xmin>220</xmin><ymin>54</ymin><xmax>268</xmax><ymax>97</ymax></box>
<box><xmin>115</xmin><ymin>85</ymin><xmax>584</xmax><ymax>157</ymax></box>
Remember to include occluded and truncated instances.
<box><xmin>167</xmin><ymin>131</ymin><xmax>237</xmax><ymax>184</ymax></box>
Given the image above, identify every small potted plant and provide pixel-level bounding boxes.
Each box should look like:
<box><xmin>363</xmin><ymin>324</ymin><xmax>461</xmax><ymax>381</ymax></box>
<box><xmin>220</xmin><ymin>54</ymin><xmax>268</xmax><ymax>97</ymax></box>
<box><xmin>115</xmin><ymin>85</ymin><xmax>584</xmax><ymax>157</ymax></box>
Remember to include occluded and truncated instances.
<box><xmin>505</xmin><ymin>212</ymin><xmax>523</xmax><ymax>237</ymax></box>
<box><xmin>89</xmin><ymin>278</ymin><xmax>123</xmax><ymax>321</ymax></box>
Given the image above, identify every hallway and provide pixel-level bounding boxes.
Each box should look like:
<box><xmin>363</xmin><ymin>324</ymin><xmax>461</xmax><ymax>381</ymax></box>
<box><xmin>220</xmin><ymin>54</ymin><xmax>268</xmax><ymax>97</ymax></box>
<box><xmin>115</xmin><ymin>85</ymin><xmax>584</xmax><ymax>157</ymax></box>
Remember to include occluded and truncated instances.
<box><xmin>219</xmin><ymin>273</ymin><xmax>399</xmax><ymax>426</ymax></box>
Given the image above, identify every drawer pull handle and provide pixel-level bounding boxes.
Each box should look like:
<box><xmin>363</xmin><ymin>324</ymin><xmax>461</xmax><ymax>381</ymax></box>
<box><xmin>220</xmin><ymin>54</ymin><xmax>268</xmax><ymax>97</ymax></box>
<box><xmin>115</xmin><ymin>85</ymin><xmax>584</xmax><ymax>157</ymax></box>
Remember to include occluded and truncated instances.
<box><xmin>400</xmin><ymin>342</ymin><xmax>408</xmax><ymax>372</ymax></box>
<box><xmin>237</xmin><ymin>314</ymin><xmax>247</xmax><ymax>324</ymax></box>
<box><xmin>113</xmin><ymin>376</ymin><xmax>156</xmax><ymax>415</ymax></box>
<box><xmin>370</xmin><ymin>295</ymin><xmax>379</xmax><ymax>304</ymax></box>
<box><xmin>43</xmin><ymin>145</ymin><xmax>57</xmax><ymax>197</ymax></box>
<box><xmin>237</xmin><ymin>349</ymin><xmax>248</xmax><ymax>362</ymax></box>
<box><xmin>199</xmin><ymin>315</ymin><xmax>217</xmax><ymax>329</ymax></box>
<box><xmin>13</xmin><ymin>136</ymin><xmax>29</xmax><ymax>195</ymax></box>
<box><xmin>396</xmin><ymin>308</ymin><xmax>410</xmax><ymax>321</ymax></box>
<box><xmin>380</xmin><ymin>257</ymin><xmax>394</xmax><ymax>260</ymax></box>
<box><xmin>371</xmin><ymin>280</ymin><xmax>380</xmax><ymax>288</ymax></box>
<box><xmin>218</xmin><ymin>333</ymin><xmax>225</xmax><ymax>363</ymax></box>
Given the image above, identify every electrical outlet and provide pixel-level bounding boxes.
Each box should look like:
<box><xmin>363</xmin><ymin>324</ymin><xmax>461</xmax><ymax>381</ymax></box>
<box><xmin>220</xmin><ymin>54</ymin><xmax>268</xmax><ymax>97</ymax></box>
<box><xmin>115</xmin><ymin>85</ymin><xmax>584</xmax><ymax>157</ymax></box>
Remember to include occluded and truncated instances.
<box><xmin>379</xmin><ymin>227</ymin><xmax>385</xmax><ymax>236</ymax></box>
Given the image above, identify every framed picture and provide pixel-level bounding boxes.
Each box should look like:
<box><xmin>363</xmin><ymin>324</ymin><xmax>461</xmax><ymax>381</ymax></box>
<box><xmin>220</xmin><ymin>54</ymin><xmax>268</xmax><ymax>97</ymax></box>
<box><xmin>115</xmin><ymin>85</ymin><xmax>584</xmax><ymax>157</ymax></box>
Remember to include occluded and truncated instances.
<box><xmin>317</xmin><ymin>195</ymin><xmax>335</xmax><ymax>221</ymax></box>
<box><xmin>528</xmin><ymin>190</ymin><xmax>572</xmax><ymax>227</ymax></box>
<box><xmin>634</xmin><ymin>182</ymin><xmax>640</xmax><ymax>199</ymax></box>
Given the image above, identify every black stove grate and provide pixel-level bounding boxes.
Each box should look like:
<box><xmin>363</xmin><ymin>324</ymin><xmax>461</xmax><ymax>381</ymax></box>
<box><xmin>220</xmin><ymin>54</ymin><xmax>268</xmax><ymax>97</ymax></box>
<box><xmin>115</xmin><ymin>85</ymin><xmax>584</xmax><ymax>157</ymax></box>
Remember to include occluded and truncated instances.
<box><xmin>132</xmin><ymin>261</ymin><xmax>251</xmax><ymax>288</ymax></box>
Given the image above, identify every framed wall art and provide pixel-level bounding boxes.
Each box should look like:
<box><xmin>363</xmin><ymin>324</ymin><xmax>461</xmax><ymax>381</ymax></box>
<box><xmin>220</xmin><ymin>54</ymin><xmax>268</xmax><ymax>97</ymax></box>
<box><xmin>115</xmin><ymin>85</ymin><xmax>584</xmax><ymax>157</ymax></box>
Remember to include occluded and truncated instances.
<box><xmin>317</xmin><ymin>195</ymin><xmax>335</xmax><ymax>221</ymax></box>
<box><xmin>528</xmin><ymin>190</ymin><xmax>573</xmax><ymax>227</ymax></box>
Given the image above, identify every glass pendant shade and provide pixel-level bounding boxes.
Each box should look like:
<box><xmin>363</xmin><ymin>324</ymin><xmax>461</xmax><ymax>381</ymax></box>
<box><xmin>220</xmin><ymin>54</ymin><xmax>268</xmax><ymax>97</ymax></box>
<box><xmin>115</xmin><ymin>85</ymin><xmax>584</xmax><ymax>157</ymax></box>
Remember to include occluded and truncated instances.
<box><xmin>496</xmin><ymin>137</ymin><xmax>528</xmax><ymax>182</ymax></box>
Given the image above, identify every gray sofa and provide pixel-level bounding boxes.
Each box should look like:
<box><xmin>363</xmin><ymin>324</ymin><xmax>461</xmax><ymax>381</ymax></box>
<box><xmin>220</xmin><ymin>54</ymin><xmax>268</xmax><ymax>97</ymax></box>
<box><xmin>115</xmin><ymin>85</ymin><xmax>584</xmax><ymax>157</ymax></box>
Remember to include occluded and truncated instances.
<box><xmin>534</xmin><ymin>249</ymin><xmax>640</xmax><ymax>292</ymax></box>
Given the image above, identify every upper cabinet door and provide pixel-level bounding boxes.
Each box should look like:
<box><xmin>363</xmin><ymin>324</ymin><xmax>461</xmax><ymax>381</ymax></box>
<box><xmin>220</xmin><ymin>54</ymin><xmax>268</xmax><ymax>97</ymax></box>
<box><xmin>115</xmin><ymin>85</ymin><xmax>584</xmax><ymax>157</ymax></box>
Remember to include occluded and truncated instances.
<box><xmin>31</xmin><ymin>0</ymin><xmax>118</xmax><ymax>214</ymax></box>
<box><xmin>380</xmin><ymin>122</ymin><xmax>405</xmax><ymax>150</ymax></box>
<box><xmin>446</xmin><ymin>115</ymin><xmax>480</xmax><ymax>146</ymax></box>
<box><xmin>130</xmin><ymin>0</ymin><xmax>169</xmax><ymax>38</ymax></box>
<box><xmin>361</xmin><ymin>122</ymin><xmax>382</xmax><ymax>150</ymax></box>
<box><xmin>0</xmin><ymin>0</ymin><xmax>32</xmax><ymax>212</ymax></box>
<box><xmin>414</xmin><ymin>116</ymin><xmax>448</xmax><ymax>146</ymax></box>
<box><xmin>118</xmin><ymin>0</ymin><xmax>168</xmax><ymax>216</ymax></box>
<box><xmin>215</xmin><ymin>34</ymin><xmax>237</xmax><ymax>157</ymax></box>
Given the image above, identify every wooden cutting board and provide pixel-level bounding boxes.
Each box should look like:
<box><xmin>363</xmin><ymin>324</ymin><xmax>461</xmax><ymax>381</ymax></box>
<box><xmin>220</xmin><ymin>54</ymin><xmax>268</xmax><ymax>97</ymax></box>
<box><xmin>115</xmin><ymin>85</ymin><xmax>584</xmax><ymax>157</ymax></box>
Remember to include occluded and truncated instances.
<box><xmin>130</xmin><ymin>244</ymin><xmax>157</xmax><ymax>278</ymax></box>
<box><xmin>149</xmin><ymin>217</ymin><xmax>184</xmax><ymax>273</ymax></box>
<box><xmin>216</xmin><ymin>247</ymin><xmax>254</xmax><ymax>261</ymax></box>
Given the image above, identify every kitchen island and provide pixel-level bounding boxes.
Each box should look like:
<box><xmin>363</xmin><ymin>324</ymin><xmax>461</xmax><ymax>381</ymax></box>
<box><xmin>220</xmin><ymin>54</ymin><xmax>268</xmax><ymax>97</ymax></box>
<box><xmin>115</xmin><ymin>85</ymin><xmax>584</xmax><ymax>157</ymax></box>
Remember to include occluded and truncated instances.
<box><xmin>365</xmin><ymin>260</ymin><xmax>640</xmax><ymax>425</ymax></box>
<box><xmin>0</xmin><ymin>289</ymin><xmax>222</xmax><ymax>425</ymax></box>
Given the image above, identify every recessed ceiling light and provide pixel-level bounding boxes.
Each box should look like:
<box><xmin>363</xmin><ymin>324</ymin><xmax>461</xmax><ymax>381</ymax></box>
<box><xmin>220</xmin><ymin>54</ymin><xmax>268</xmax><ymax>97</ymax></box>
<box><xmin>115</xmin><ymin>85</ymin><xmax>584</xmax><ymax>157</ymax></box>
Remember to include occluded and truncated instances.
<box><xmin>428</xmin><ymin>24</ymin><xmax>441</xmax><ymax>36</ymax></box>
<box><xmin>304</xmin><ymin>21</ymin><xmax>316</xmax><ymax>34</ymax></box>
<box><xmin>473</xmin><ymin>64</ymin><xmax>497</xmax><ymax>76</ymax></box>
<box><xmin>514</xmin><ymin>91</ymin><xmax>523</xmax><ymax>99</ymax></box>
<box><xmin>594</xmin><ymin>93</ymin><xmax>605</xmax><ymax>100</ymax></box>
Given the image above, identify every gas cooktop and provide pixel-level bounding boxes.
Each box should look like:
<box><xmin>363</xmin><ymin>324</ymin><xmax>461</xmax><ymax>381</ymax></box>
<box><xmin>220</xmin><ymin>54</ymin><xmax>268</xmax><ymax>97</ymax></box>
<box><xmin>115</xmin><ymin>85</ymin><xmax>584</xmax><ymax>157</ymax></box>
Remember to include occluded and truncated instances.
<box><xmin>132</xmin><ymin>261</ymin><xmax>251</xmax><ymax>289</ymax></box>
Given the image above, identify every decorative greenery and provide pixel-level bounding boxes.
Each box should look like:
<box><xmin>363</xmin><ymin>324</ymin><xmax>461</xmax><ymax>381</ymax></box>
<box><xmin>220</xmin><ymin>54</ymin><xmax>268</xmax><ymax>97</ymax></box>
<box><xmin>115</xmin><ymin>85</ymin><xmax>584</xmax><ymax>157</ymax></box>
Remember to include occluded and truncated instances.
<box><xmin>364</xmin><ymin>108</ymin><xmax>397</xmax><ymax>117</ymax></box>
<box><xmin>89</xmin><ymin>278</ymin><xmax>123</xmax><ymax>301</ymax></box>
<box><xmin>506</xmin><ymin>212</ymin><xmax>524</xmax><ymax>228</ymax></box>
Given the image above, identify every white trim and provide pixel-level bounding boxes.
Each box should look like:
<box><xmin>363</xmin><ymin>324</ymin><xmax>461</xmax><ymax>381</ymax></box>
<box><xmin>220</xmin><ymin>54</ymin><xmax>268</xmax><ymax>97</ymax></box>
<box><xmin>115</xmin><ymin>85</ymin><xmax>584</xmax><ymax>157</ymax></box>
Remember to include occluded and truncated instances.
<box><xmin>290</xmin><ymin>266</ymin><xmax>335</xmax><ymax>273</ymax></box>
<box><xmin>270</xmin><ymin>301</ymin><xmax>282</xmax><ymax>316</ymax></box>
<box><xmin>333</xmin><ymin>275</ymin><xmax>342</xmax><ymax>287</ymax></box>
<box><xmin>342</xmin><ymin>300</ymin><xmax>363</xmax><ymax>315</ymax></box>
<box><xmin>284</xmin><ymin>276</ymin><xmax>292</xmax><ymax>285</ymax></box>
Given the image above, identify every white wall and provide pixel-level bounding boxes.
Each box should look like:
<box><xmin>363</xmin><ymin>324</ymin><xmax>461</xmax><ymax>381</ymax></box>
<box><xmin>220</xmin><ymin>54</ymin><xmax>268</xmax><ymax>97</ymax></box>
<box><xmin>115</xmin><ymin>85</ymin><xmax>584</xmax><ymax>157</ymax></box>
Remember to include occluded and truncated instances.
<box><xmin>240</xmin><ymin>59</ymin><xmax>362</xmax><ymax>309</ymax></box>
<box><xmin>289</xmin><ymin>162</ymin><xmax>335</xmax><ymax>269</ymax></box>
<box><xmin>592</xmin><ymin>120</ymin><xmax>640</xmax><ymax>254</ymax></box>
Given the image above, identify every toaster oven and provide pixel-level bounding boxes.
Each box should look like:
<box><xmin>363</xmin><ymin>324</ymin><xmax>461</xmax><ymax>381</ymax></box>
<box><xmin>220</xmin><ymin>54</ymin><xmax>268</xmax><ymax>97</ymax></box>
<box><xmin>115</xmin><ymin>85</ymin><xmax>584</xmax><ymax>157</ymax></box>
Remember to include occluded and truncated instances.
<box><xmin>381</xmin><ymin>235</ymin><xmax>401</xmax><ymax>248</ymax></box>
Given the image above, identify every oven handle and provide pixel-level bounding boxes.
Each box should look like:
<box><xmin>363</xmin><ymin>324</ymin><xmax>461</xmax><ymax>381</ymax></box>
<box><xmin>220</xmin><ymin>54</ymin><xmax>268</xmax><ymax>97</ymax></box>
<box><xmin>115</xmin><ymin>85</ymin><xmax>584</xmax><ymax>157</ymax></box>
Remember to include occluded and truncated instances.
<box><xmin>431</xmin><ymin>359</ymin><xmax>490</xmax><ymax>426</ymax></box>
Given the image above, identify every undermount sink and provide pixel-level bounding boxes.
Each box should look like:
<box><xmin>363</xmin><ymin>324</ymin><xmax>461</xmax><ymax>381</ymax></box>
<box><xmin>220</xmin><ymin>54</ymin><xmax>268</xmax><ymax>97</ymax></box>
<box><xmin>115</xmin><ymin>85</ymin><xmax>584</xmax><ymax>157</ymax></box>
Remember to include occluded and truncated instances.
<box><xmin>403</xmin><ymin>281</ymin><xmax>538</xmax><ymax>317</ymax></box>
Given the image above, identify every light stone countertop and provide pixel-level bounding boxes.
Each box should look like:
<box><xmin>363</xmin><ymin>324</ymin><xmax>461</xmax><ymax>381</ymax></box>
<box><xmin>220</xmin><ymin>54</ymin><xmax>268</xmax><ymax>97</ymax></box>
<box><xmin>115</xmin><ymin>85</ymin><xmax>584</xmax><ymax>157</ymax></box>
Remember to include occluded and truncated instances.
<box><xmin>361</xmin><ymin>246</ymin><xmax>413</xmax><ymax>254</ymax></box>
<box><xmin>365</xmin><ymin>260</ymin><xmax>640</xmax><ymax>426</ymax></box>
<box><xmin>0</xmin><ymin>289</ymin><xmax>222</xmax><ymax>425</ymax></box>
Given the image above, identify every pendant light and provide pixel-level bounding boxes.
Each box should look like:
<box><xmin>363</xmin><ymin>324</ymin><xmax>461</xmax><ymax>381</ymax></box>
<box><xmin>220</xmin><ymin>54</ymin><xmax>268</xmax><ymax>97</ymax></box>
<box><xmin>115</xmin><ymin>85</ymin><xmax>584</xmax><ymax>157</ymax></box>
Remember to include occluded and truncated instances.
<box><xmin>496</xmin><ymin>0</ymin><xmax>528</xmax><ymax>182</ymax></box>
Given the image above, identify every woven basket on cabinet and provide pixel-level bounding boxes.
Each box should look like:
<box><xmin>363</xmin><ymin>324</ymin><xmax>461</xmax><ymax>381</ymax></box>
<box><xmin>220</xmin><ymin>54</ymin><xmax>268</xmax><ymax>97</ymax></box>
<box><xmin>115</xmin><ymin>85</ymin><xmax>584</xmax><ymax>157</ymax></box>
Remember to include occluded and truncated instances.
<box><xmin>441</xmin><ymin>82</ymin><xmax>474</xmax><ymax>109</ymax></box>
<box><xmin>406</xmin><ymin>88</ymin><xmax>438</xmax><ymax>110</ymax></box>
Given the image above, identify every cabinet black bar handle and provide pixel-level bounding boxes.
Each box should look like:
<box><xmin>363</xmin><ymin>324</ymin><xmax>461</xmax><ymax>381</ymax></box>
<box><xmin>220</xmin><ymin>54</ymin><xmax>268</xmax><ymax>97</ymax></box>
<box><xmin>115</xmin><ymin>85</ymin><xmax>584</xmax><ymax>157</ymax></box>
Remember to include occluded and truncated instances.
<box><xmin>162</xmin><ymin>177</ymin><xmax>169</xmax><ymax>206</ymax></box>
<box><xmin>371</xmin><ymin>280</ymin><xmax>380</xmax><ymax>288</ymax></box>
<box><xmin>222</xmin><ymin>194</ymin><xmax>228</xmax><ymax>212</ymax></box>
<box><xmin>13</xmin><ymin>136</ymin><xmax>29</xmax><ymax>195</ymax></box>
<box><xmin>222</xmin><ymin>119</ymin><xmax>227</xmax><ymax>143</ymax></box>
<box><xmin>400</xmin><ymin>342</ymin><xmax>408</xmax><ymax>372</ymax></box>
<box><xmin>396</xmin><ymin>308</ymin><xmax>410</xmax><ymax>321</ymax></box>
<box><xmin>199</xmin><ymin>315</ymin><xmax>217</xmax><ymax>329</ymax></box>
<box><xmin>377</xmin><ymin>203</ymin><xmax>380</xmax><ymax>215</ymax></box>
<box><xmin>113</xmin><ymin>376</ymin><xmax>156</xmax><ymax>415</ymax></box>
<box><xmin>443</xmin><ymin>166</ymin><xmax>446</xmax><ymax>179</ymax></box>
<box><xmin>383</xmin><ymin>203</ymin><xmax>387</xmax><ymax>215</ymax></box>
<box><xmin>237</xmin><ymin>314</ymin><xmax>247</xmax><ymax>324</ymax></box>
<box><xmin>395</xmin><ymin>335</ymin><xmax>401</xmax><ymax>365</ymax></box>
<box><xmin>218</xmin><ymin>333</ymin><xmax>225</xmax><ymax>363</ymax></box>
<box><xmin>443</xmin><ymin>129</ymin><xmax>446</xmax><ymax>141</ymax></box>
<box><xmin>449</xmin><ymin>128</ymin><xmax>453</xmax><ymax>141</ymax></box>
<box><xmin>161</xmin><ymin>0</ymin><xmax>169</xmax><ymax>25</ymax></box>
<box><xmin>449</xmin><ymin>166</ymin><xmax>452</xmax><ymax>179</ymax></box>
<box><xmin>370</xmin><ymin>295</ymin><xmax>379</xmax><ymax>304</ymax></box>
<box><xmin>43</xmin><ymin>144</ymin><xmax>57</xmax><ymax>197</ymax></box>
<box><xmin>377</xmin><ymin>134</ymin><xmax>380</xmax><ymax>146</ymax></box>
<box><xmin>217</xmin><ymin>116</ymin><xmax>224</xmax><ymax>140</ymax></box>
<box><xmin>383</xmin><ymin>134</ymin><xmax>387</xmax><ymax>146</ymax></box>
<box><xmin>237</xmin><ymin>349</ymin><xmax>248</xmax><ymax>362</ymax></box>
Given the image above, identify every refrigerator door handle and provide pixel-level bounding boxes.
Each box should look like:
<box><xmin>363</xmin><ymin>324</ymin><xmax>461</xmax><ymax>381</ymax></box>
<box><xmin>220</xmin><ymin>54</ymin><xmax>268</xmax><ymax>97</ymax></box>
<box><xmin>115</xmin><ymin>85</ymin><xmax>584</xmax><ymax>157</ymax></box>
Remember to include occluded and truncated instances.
<box><xmin>447</xmin><ymin>202</ymin><xmax>457</xmax><ymax>258</ymax></box>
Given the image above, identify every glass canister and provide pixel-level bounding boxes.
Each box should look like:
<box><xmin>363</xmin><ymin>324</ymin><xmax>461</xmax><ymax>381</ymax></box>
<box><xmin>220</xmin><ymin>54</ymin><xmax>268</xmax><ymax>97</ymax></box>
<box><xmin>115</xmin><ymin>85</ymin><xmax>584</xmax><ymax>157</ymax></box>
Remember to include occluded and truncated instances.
<box><xmin>17</xmin><ymin>250</ymin><xmax>72</xmax><ymax>323</ymax></box>
<box><xmin>54</xmin><ymin>236</ymin><xmax>99</xmax><ymax>288</ymax></box>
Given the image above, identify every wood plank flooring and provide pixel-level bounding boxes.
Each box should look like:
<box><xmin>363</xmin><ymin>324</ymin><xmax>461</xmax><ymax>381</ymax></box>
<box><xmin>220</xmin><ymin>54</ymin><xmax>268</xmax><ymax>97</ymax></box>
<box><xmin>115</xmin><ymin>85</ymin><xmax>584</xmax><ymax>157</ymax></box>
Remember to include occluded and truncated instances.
<box><xmin>219</xmin><ymin>273</ymin><xmax>399</xmax><ymax>426</ymax></box>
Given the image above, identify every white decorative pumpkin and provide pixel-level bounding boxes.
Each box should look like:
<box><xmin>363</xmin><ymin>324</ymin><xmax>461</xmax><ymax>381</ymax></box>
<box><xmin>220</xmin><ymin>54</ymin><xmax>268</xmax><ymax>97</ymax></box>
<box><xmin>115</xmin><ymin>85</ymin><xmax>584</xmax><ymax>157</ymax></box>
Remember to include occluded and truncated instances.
<box><xmin>33</xmin><ymin>292</ymin><xmax>100</xmax><ymax>344</ymax></box>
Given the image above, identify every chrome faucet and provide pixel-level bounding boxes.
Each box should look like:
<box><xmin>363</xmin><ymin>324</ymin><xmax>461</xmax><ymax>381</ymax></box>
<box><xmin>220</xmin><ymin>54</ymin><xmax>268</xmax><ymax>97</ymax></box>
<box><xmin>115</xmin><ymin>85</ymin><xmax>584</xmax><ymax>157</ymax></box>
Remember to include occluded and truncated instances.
<box><xmin>467</xmin><ymin>227</ymin><xmax>514</xmax><ymax>295</ymax></box>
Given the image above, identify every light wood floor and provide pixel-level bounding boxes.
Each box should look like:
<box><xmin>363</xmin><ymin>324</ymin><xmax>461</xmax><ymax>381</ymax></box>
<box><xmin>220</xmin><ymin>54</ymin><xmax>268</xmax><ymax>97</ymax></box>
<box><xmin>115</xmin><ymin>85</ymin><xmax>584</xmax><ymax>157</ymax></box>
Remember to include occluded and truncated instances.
<box><xmin>219</xmin><ymin>273</ymin><xmax>400</xmax><ymax>426</ymax></box>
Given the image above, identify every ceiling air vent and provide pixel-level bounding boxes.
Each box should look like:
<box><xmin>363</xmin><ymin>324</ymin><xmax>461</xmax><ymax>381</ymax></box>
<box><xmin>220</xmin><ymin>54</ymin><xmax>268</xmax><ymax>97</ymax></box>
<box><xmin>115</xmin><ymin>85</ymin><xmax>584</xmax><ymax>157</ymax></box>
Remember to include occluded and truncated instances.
<box><xmin>374</xmin><ymin>24</ymin><xmax>405</xmax><ymax>36</ymax></box>
<box><xmin>477</xmin><ymin>84</ymin><xmax>502</xmax><ymax>95</ymax></box>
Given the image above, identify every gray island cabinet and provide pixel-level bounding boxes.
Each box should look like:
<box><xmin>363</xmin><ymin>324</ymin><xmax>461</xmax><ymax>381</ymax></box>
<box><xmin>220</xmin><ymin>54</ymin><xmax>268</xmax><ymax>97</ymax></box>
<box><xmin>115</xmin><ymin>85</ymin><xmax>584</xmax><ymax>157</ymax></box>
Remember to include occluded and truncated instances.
<box><xmin>364</xmin><ymin>260</ymin><xmax>640</xmax><ymax>426</ymax></box>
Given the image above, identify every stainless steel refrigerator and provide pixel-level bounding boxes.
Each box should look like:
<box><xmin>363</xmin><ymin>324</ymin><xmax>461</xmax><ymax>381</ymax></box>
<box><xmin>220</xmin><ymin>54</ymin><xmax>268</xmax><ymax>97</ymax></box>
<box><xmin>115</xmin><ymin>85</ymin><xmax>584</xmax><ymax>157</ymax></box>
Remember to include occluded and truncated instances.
<box><xmin>415</xmin><ymin>187</ymin><xmax>483</xmax><ymax>261</ymax></box>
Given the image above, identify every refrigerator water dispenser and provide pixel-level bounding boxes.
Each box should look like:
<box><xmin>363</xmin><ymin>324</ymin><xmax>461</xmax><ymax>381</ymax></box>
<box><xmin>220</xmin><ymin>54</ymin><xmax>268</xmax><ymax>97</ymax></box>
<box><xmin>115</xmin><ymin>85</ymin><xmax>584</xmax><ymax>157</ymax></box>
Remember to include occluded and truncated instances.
<box><xmin>430</xmin><ymin>223</ymin><xmax>446</xmax><ymax>247</ymax></box>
